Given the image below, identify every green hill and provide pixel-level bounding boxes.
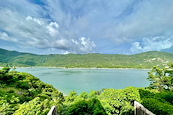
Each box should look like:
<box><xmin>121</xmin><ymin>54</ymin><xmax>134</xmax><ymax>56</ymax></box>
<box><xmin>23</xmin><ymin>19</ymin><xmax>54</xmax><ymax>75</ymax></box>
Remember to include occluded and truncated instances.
<box><xmin>0</xmin><ymin>67</ymin><xmax>64</xmax><ymax>114</ymax></box>
<box><xmin>0</xmin><ymin>48</ymin><xmax>173</xmax><ymax>68</ymax></box>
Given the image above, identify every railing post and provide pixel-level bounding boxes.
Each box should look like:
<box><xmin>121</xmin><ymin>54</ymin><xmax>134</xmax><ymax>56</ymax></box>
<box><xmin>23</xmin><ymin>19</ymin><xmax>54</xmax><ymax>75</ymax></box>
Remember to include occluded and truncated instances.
<box><xmin>47</xmin><ymin>106</ymin><xmax>58</xmax><ymax>115</ymax></box>
<box><xmin>134</xmin><ymin>101</ymin><xmax>155</xmax><ymax>115</ymax></box>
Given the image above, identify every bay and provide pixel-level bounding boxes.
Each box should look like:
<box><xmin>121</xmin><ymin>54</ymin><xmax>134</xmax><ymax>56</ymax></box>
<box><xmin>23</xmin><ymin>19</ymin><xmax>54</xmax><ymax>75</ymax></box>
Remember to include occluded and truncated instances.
<box><xmin>16</xmin><ymin>68</ymin><xmax>150</xmax><ymax>95</ymax></box>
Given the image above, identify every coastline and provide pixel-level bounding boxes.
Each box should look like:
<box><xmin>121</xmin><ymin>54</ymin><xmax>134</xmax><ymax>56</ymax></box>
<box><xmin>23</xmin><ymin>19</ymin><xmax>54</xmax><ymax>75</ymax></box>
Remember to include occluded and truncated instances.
<box><xmin>0</xmin><ymin>66</ymin><xmax>151</xmax><ymax>70</ymax></box>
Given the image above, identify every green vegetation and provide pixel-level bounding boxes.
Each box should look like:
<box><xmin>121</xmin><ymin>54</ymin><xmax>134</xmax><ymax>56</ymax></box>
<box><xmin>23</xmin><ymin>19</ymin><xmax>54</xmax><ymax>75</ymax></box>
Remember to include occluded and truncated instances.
<box><xmin>1</xmin><ymin>63</ymin><xmax>173</xmax><ymax>114</ymax></box>
<box><xmin>139</xmin><ymin>89</ymin><xmax>173</xmax><ymax>115</ymax></box>
<box><xmin>1</xmin><ymin>48</ymin><xmax>173</xmax><ymax>68</ymax></box>
<box><xmin>148</xmin><ymin>63</ymin><xmax>173</xmax><ymax>91</ymax></box>
<box><xmin>0</xmin><ymin>67</ymin><xmax>64</xmax><ymax>115</ymax></box>
<box><xmin>141</xmin><ymin>63</ymin><xmax>173</xmax><ymax>115</ymax></box>
<box><xmin>58</xmin><ymin>87</ymin><xmax>141</xmax><ymax>115</ymax></box>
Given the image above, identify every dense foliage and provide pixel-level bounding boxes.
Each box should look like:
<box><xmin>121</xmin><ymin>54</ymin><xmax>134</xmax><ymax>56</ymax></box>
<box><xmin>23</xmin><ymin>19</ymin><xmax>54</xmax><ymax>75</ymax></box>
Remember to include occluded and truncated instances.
<box><xmin>148</xmin><ymin>63</ymin><xmax>173</xmax><ymax>91</ymax></box>
<box><xmin>0</xmin><ymin>67</ymin><xmax>142</xmax><ymax>115</ymax></box>
<box><xmin>1</xmin><ymin>48</ymin><xmax>173</xmax><ymax>68</ymax></box>
<box><xmin>0</xmin><ymin>67</ymin><xmax>64</xmax><ymax>115</ymax></box>
<box><xmin>62</xmin><ymin>86</ymin><xmax>173</xmax><ymax>115</ymax></box>
<box><xmin>142</xmin><ymin>63</ymin><xmax>173</xmax><ymax>114</ymax></box>
<box><xmin>1</xmin><ymin>63</ymin><xmax>173</xmax><ymax>114</ymax></box>
<box><xmin>60</xmin><ymin>87</ymin><xmax>141</xmax><ymax>115</ymax></box>
<box><xmin>139</xmin><ymin>89</ymin><xmax>173</xmax><ymax>115</ymax></box>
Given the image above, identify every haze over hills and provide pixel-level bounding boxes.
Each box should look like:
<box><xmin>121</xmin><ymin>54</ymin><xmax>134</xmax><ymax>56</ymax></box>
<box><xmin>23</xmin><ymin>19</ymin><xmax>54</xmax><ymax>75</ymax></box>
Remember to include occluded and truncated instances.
<box><xmin>0</xmin><ymin>48</ymin><xmax>173</xmax><ymax>68</ymax></box>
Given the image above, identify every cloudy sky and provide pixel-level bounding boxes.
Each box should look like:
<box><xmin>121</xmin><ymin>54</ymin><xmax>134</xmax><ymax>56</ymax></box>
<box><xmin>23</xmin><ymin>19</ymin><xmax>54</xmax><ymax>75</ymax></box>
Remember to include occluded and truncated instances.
<box><xmin>0</xmin><ymin>0</ymin><xmax>173</xmax><ymax>54</ymax></box>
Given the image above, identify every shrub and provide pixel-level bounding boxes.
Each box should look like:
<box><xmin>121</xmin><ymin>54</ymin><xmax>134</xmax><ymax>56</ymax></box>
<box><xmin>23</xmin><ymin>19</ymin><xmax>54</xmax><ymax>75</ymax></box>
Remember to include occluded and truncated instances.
<box><xmin>68</xmin><ymin>98</ymin><xmax>107</xmax><ymax>115</ymax></box>
<box><xmin>155</xmin><ymin>90</ymin><xmax>173</xmax><ymax>105</ymax></box>
<box><xmin>15</xmin><ymin>81</ymin><xmax>30</xmax><ymax>89</ymax></box>
<box><xmin>142</xmin><ymin>98</ymin><xmax>173</xmax><ymax>115</ymax></box>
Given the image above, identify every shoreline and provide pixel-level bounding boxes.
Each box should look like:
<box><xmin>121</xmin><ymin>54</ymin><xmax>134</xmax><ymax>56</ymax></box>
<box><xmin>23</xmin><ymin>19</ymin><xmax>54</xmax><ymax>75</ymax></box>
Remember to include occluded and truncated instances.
<box><xmin>0</xmin><ymin>66</ymin><xmax>151</xmax><ymax>70</ymax></box>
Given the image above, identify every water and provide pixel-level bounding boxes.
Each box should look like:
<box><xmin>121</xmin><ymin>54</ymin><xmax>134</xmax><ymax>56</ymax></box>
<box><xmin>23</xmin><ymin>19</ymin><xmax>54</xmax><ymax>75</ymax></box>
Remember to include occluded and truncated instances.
<box><xmin>16</xmin><ymin>68</ymin><xmax>150</xmax><ymax>95</ymax></box>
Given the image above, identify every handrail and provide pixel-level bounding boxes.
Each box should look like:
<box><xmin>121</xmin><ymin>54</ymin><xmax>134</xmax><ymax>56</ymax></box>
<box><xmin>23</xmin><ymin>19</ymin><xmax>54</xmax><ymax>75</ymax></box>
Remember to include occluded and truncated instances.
<box><xmin>47</xmin><ymin>106</ymin><xmax>58</xmax><ymax>115</ymax></box>
<box><xmin>134</xmin><ymin>101</ymin><xmax>155</xmax><ymax>115</ymax></box>
<box><xmin>47</xmin><ymin>101</ymin><xmax>155</xmax><ymax>115</ymax></box>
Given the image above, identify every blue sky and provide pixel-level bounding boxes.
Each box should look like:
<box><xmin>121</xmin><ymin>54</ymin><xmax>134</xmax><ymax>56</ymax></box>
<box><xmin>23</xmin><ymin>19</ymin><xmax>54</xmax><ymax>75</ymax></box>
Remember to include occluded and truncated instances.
<box><xmin>0</xmin><ymin>0</ymin><xmax>173</xmax><ymax>54</ymax></box>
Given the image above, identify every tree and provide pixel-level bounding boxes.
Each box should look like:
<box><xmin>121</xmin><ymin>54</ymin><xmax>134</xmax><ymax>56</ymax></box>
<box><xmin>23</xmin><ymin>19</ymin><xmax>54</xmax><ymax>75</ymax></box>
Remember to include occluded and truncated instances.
<box><xmin>2</xmin><ymin>67</ymin><xmax>10</xmax><ymax>74</ymax></box>
<box><xmin>66</xmin><ymin>91</ymin><xmax>78</xmax><ymax>102</ymax></box>
<box><xmin>98</xmin><ymin>87</ymin><xmax>141</xmax><ymax>115</ymax></box>
<box><xmin>13</xmin><ymin>97</ymin><xmax>62</xmax><ymax>115</ymax></box>
<box><xmin>148</xmin><ymin>64</ymin><xmax>173</xmax><ymax>91</ymax></box>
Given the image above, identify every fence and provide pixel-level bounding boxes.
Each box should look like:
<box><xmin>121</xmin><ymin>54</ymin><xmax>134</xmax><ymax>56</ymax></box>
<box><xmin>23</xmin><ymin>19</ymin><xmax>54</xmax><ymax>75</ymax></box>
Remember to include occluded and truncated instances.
<box><xmin>134</xmin><ymin>101</ymin><xmax>155</xmax><ymax>115</ymax></box>
<box><xmin>47</xmin><ymin>101</ymin><xmax>155</xmax><ymax>115</ymax></box>
<box><xmin>47</xmin><ymin>106</ymin><xmax>58</xmax><ymax>115</ymax></box>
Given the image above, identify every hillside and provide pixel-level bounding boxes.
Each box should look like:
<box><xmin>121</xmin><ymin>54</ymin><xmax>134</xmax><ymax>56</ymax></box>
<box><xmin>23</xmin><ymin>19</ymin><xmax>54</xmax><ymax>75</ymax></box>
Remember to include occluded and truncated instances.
<box><xmin>0</xmin><ymin>67</ymin><xmax>64</xmax><ymax>114</ymax></box>
<box><xmin>0</xmin><ymin>48</ymin><xmax>173</xmax><ymax>68</ymax></box>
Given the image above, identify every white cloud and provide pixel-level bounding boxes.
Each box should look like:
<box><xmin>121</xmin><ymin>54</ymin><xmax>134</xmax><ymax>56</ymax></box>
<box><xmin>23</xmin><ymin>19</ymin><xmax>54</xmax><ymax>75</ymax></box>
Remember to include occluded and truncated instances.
<box><xmin>47</xmin><ymin>22</ymin><xmax>59</xmax><ymax>37</ymax></box>
<box><xmin>26</xmin><ymin>16</ymin><xmax>43</xmax><ymax>25</ymax></box>
<box><xmin>0</xmin><ymin>32</ymin><xmax>8</xmax><ymax>38</ymax></box>
<box><xmin>103</xmin><ymin>0</ymin><xmax>173</xmax><ymax>44</ymax></box>
<box><xmin>64</xmin><ymin>51</ymin><xmax>70</xmax><ymax>54</ymax></box>
<box><xmin>0</xmin><ymin>32</ymin><xmax>18</xmax><ymax>42</ymax></box>
<box><xmin>79</xmin><ymin>37</ymin><xmax>96</xmax><ymax>53</ymax></box>
<box><xmin>81</xmin><ymin>37</ymin><xmax>87</xmax><ymax>46</ymax></box>
<box><xmin>130</xmin><ymin>36</ymin><xmax>173</xmax><ymax>54</ymax></box>
<box><xmin>0</xmin><ymin>0</ymin><xmax>173</xmax><ymax>54</ymax></box>
<box><xmin>0</xmin><ymin>0</ymin><xmax>97</xmax><ymax>54</ymax></box>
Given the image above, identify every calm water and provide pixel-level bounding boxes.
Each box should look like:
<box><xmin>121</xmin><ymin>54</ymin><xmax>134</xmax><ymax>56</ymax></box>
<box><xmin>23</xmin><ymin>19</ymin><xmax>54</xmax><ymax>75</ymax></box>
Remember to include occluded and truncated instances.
<box><xmin>16</xmin><ymin>68</ymin><xmax>150</xmax><ymax>95</ymax></box>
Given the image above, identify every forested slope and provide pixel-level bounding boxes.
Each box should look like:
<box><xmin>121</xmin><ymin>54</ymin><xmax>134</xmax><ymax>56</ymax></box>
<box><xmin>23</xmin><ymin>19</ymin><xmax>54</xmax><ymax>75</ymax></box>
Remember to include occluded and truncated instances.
<box><xmin>0</xmin><ymin>67</ymin><xmax>64</xmax><ymax>114</ymax></box>
<box><xmin>0</xmin><ymin>48</ymin><xmax>173</xmax><ymax>68</ymax></box>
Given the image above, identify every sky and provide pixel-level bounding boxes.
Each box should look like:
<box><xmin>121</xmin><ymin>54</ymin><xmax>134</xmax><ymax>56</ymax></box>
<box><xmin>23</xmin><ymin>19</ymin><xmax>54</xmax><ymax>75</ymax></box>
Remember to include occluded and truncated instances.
<box><xmin>0</xmin><ymin>0</ymin><xmax>173</xmax><ymax>54</ymax></box>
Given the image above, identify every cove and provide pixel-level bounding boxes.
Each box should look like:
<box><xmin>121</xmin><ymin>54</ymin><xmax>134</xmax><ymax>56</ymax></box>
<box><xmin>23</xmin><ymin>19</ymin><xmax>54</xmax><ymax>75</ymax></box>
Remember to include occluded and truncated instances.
<box><xmin>16</xmin><ymin>68</ymin><xmax>150</xmax><ymax>95</ymax></box>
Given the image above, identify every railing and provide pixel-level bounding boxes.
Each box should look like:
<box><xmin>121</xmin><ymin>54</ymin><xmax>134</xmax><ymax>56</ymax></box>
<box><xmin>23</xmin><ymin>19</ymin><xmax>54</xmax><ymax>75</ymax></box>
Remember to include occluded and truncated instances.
<box><xmin>47</xmin><ymin>106</ymin><xmax>58</xmax><ymax>115</ymax></box>
<box><xmin>48</xmin><ymin>101</ymin><xmax>155</xmax><ymax>115</ymax></box>
<box><xmin>134</xmin><ymin>101</ymin><xmax>155</xmax><ymax>115</ymax></box>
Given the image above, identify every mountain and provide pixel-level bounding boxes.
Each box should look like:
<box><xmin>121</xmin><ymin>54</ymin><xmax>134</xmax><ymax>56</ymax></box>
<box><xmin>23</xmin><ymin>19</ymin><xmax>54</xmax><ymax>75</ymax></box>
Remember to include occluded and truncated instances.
<box><xmin>0</xmin><ymin>48</ymin><xmax>173</xmax><ymax>68</ymax></box>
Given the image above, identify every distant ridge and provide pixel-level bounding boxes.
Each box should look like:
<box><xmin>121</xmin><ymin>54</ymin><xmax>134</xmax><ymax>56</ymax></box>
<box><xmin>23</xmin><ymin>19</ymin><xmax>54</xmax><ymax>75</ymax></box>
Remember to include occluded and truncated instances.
<box><xmin>0</xmin><ymin>48</ymin><xmax>173</xmax><ymax>68</ymax></box>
